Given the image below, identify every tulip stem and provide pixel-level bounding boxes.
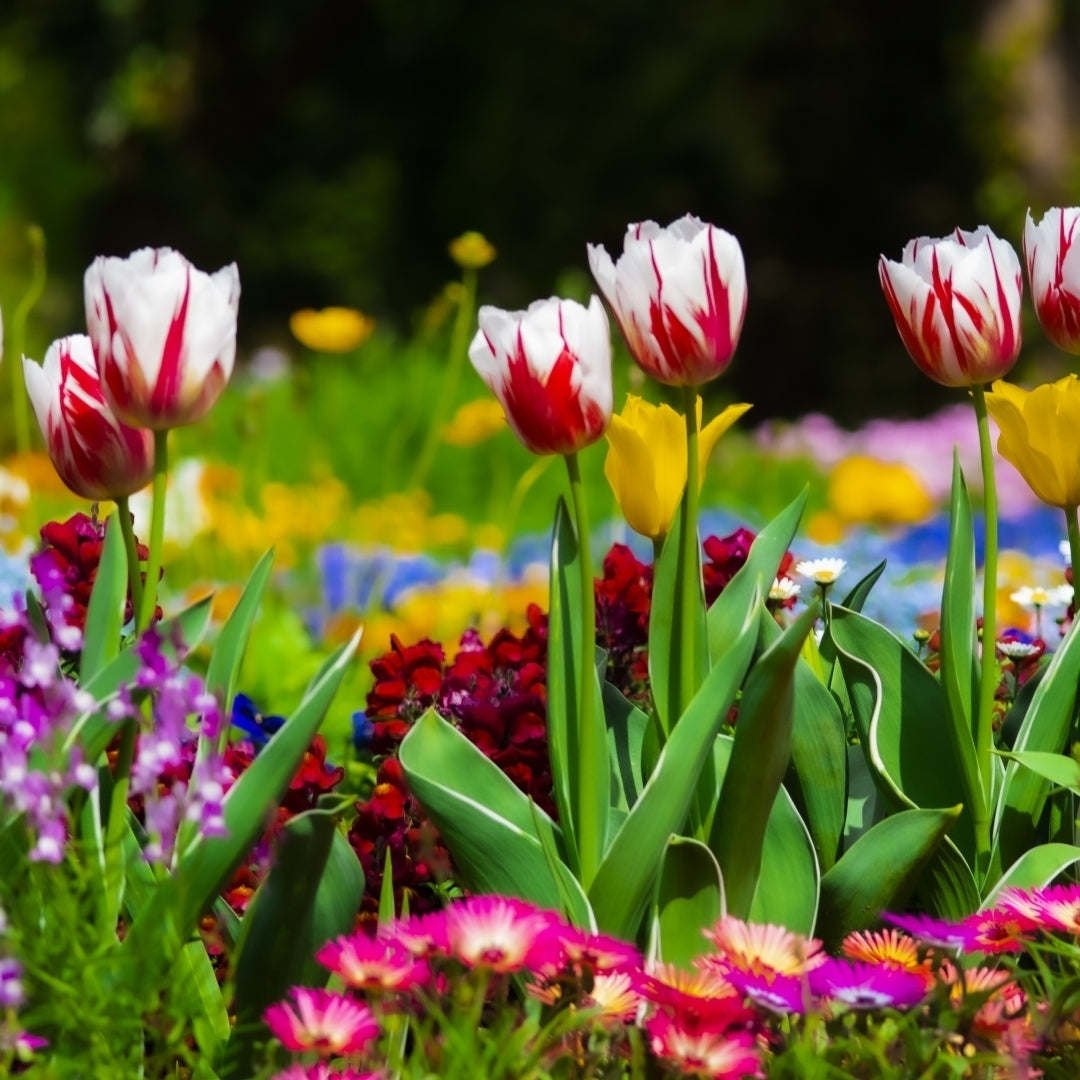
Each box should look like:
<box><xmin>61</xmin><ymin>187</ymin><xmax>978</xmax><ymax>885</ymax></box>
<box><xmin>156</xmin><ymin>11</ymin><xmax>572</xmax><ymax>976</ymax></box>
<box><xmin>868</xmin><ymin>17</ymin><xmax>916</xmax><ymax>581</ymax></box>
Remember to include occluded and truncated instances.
<box><xmin>138</xmin><ymin>430</ymin><xmax>169</xmax><ymax>634</ymax></box>
<box><xmin>680</xmin><ymin>387</ymin><xmax>704</xmax><ymax>718</ymax></box>
<box><xmin>565</xmin><ymin>450</ymin><xmax>604</xmax><ymax>888</ymax></box>
<box><xmin>1067</xmin><ymin>507</ymin><xmax>1080</xmax><ymax>618</ymax></box>
<box><xmin>971</xmin><ymin>384</ymin><xmax>999</xmax><ymax>872</ymax></box>
<box><xmin>114</xmin><ymin>495</ymin><xmax>144</xmax><ymax>627</ymax></box>
<box><xmin>409</xmin><ymin>266</ymin><xmax>478</xmax><ymax>492</ymax></box>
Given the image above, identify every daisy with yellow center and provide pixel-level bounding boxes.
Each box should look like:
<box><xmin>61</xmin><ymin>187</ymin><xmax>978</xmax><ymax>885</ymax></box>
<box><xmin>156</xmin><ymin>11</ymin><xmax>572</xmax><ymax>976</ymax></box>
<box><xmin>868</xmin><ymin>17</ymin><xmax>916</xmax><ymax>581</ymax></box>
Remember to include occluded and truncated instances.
<box><xmin>701</xmin><ymin>915</ymin><xmax>824</xmax><ymax>979</ymax></box>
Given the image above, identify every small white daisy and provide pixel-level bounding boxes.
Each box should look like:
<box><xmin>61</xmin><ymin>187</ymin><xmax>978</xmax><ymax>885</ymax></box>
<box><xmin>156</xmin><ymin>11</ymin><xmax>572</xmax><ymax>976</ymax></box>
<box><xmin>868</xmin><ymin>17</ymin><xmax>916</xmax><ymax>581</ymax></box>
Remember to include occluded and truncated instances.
<box><xmin>996</xmin><ymin>640</ymin><xmax>1042</xmax><ymax>660</ymax></box>
<box><xmin>1061</xmin><ymin>539</ymin><xmax>1072</xmax><ymax>565</ymax></box>
<box><xmin>794</xmin><ymin>557</ymin><xmax>847</xmax><ymax>586</ymax></box>
<box><xmin>769</xmin><ymin>576</ymin><xmax>801</xmax><ymax>602</ymax></box>
<box><xmin>1010</xmin><ymin>584</ymin><xmax>1074</xmax><ymax>610</ymax></box>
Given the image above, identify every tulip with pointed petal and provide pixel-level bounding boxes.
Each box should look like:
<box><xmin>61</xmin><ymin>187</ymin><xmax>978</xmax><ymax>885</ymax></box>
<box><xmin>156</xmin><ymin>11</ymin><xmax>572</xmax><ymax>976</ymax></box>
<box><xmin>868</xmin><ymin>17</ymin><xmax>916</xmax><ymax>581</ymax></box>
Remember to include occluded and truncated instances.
<box><xmin>23</xmin><ymin>335</ymin><xmax>154</xmax><ymax>500</ymax></box>
<box><xmin>878</xmin><ymin>226</ymin><xmax>1022</xmax><ymax>388</ymax></box>
<box><xmin>85</xmin><ymin>247</ymin><xmax>240</xmax><ymax>431</ymax></box>
<box><xmin>1025</xmin><ymin>207</ymin><xmax>1080</xmax><ymax>354</ymax></box>
<box><xmin>588</xmin><ymin>215</ymin><xmax>747</xmax><ymax>387</ymax></box>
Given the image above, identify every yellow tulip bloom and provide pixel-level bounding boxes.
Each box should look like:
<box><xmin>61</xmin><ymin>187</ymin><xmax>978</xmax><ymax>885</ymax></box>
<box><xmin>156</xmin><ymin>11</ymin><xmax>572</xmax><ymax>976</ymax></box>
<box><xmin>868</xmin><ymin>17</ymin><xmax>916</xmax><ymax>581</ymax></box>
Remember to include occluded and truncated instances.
<box><xmin>449</xmin><ymin>231</ymin><xmax>497</xmax><ymax>270</ymax></box>
<box><xmin>441</xmin><ymin>399</ymin><xmax>506</xmax><ymax>447</ymax></box>
<box><xmin>985</xmin><ymin>375</ymin><xmax>1080</xmax><ymax>509</ymax></box>
<box><xmin>289</xmin><ymin>307</ymin><xmax>375</xmax><ymax>353</ymax></box>
<box><xmin>604</xmin><ymin>395</ymin><xmax>751</xmax><ymax>540</ymax></box>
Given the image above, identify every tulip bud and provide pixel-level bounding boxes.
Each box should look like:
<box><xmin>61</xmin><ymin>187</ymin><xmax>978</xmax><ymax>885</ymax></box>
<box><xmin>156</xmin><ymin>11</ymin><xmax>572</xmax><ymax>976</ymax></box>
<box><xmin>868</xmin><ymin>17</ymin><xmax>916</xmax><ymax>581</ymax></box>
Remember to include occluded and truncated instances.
<box><xmin>84</xmin><ymin>247</ymin><xmax>240</xmax><ymax>430</ymax></box>
<box><xmin>468</xmin><ymin>296</ymin><xmax>613</xmax><ymax>456</ymax></box>
<box><xmin>1024</xmin><ymin>207</ymin><xmax>1080</xmax><ymax>354</ymax></box>
<box><xmin>588</xmin><ymin>214</ymin><xmax>747</xmax><ymax>387</ymax></box>
<box><xmin>878</xmin><ymin>226</ymin><xmax>1022</xmax><ymax>388</ymax></box>
<box><xmin>23</xmin><ymin>335</ymin><xmax>154</xmax><ymax>500</ymax></box>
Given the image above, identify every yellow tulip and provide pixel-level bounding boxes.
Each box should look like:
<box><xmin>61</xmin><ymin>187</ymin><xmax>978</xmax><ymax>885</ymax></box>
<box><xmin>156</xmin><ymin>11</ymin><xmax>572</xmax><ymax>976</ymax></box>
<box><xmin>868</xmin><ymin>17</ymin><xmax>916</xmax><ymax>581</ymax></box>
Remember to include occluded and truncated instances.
<box><xmin>604</xmin><ymin>395</ymin><xmax>751</xmax><ymax>540</ymax></box>
<box><xmin>448</xmin><ymin>231</ymin><xmax>497</xmax><ymax>270</ymax></box>
<box><xmin>289</xmin><ymin>307</ymin><xmax>375</xmax><ymax>353</ymax></box>
<box><xmin>984</xmin><ymin>375</ymin><xmax>1080</xmax><ymax>509</ymax></box>
<box><xmin>441</xmin><ymin>398</ymin><xmax>506</xmax><ymax>447</ymax></box>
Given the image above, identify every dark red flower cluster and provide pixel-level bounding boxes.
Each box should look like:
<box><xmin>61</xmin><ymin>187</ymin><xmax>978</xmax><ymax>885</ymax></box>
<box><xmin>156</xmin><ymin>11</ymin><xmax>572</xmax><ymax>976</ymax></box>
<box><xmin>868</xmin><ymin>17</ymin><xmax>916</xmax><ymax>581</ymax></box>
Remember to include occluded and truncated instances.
<box><xmin>30</xmin><ymin>512</ymin><xmax>154</xmax><ymax>635</ymax></box>
<box><xmin>595</xmin><ymin>543</ymin><xmax>653</xmax><ymax>707</ymax></box>
<box><xmin>703</xmin><ymin>526</ymin><xmax>795</xmax><ymax>606</ymax></box>
<box><xmin>365</xmin><ymin>636</ymin><xmax>446</xmax><ymax>754</ymax></box>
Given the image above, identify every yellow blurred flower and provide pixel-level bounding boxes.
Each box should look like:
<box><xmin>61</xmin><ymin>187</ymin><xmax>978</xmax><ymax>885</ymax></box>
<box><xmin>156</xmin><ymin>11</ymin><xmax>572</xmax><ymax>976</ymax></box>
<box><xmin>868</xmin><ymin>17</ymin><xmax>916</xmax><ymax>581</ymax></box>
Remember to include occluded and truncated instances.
<box><xmin>449</xmin><ymin>231</ymin><xmax>496</xmax><ymax>270</ymax></box>
<box><xmin>985</xmin><ymin>376</ymin><xmax>1080</xmax><ymax>509</ymax></box>
<box><xmin>289</xmin><ymin>307</ymin><xmax>375</xmax><ymax>353</ymax></box>
<box><xmin>827</xmin><ymin>456</ymin><xmax>934</xmax><ymax>526</ymax></box>
<box><xmin>604</xmin><ymin>395</ymin><xmax>751</xmax><ymax>541</ymax></box>
<box><xmin>441</xmin><ymin>399</ymin><xmax>506</xmax><ymax>447</ymax></box>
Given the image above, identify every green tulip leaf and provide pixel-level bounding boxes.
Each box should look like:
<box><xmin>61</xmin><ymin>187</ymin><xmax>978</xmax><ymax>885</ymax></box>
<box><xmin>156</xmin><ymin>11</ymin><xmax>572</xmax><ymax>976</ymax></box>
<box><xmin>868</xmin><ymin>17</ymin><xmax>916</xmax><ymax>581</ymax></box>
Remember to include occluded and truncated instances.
<box><xmin>603</xmin><ymin>680</ymin><xmax>648</xmax><ymax>812</ymax></box>
<box><xmin>839</xmin><ymin>560</ymin><xmax>887</xmax><ymax>614</ymax></box>
<box><xmin>817</xmin><ymin>806</ymin><xmax>962</xmax><ymax>949</ymax></box>
<box><xmin>843</xmin><ymin>743</ymin><xmax>883</xmax><ymax>849</ymax></box>
<box><xmin>711</xmin><ymin>602</ymin><xmax>819</xmax><ymax>918</ymax></box>
<box><xmin>995</xmin><ymin>749</ymin><xmax>1080</xmax><ymax>795</ymax></box>
<box><xmin>651</xmin><ymin>836</ymin><xmax>724</xmax><ymax>970</ymax></box>
<box><xmin>80</xmin><ymin>515</ymin><xmax>128</xmax><ymax>684</ymax></box>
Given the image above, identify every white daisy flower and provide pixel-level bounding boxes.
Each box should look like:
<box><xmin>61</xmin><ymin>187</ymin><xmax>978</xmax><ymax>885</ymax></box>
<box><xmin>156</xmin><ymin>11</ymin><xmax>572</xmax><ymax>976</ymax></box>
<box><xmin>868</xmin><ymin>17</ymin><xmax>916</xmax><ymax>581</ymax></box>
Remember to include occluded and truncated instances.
<box><xmin>768</xmin><ymin>576</ymin><xmax>801</xmax><ymax>602</ymax></box>
<box><xmin>794</xmin><ymin>557</ymin><xmax>847</xmax><ymax>586</ymax></box>
<box><xmin>1060</xmin><ymin>539</ymin><xmax>1072</xmax><ymax>565</ymax></box>
<box><xmin>996</xmin><ymin>640</ymin><xmax>1042</xmax><ymax>660</ymax></box>
<box><xmin>1009</xmin><ymin>584</ymin><xmax>1074</xmax><ymax>610</ymax></box>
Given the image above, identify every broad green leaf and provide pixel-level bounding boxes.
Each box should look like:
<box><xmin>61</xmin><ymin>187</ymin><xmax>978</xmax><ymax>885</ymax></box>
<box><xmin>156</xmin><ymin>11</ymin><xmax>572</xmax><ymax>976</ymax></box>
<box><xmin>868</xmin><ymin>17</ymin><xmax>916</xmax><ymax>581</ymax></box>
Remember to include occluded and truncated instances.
<box><xmin>993</xmin><ymin>619</ymin><xmax>1080</xmax><ymax>872</ymax></box>
<box><xmin>706</xmin><ymin>487</ymin><xmax>807</xmax><ymax>665</ymax></box>
<box><xmin>981</xmin><ymin>842</ymin><xmax>1080</xmax><ymax>908</ymax></box>
<box><xmin>546</xmin><ymin>498</ymin><xmax>582</xmax><ymax>873</ymax></box>
<box><xmin>588</xmin><ymin>597</ymin><xmax>759</xmax><ymax>940</ymax></box>
<box><xmin>652</xmin><ymin>837</ymin><xmax>724</xmax><ymax>969</ymax></box>
<box><xmin>996</xmin><ymin>750</ymin><xmax>1080</xmax><ymax>795</ymax></box>
<box><xmin>816</xmin><ymin>806</ymin><xmax>962</xmax><ymax>949</ymax></box>
<box><xmin>649</xmin><ymin>485</ymin><xmax>708</xmax><ymax>738</ymax></box>
<box><xmin>226</xmin><ymin>807</ymin><xmax>364</xmax><ymax>1079</ymax></box>
<box><xmin>843</xmin><ymin>744</ymin><xmax>883</xmax><ymax>849</ymax></box>
<box><xmin>831</xmin><ymin>606</ymin><xmax>975</xmax><ymax>863</ymax></box>
<box><xmin>604</xmin><ymin>681</ymin><xmax>647</xmax><ymax>812</ymax></box>
<box><xmin>80</xmin><ymin>514</ymin><xmax>128</xmax><ymax>683</ymax></box>
<box><xmin>914</xmin><ymin>834</ymin><xmax>980</xmax><ymax>919</ymax></box>
<box><xmin>399</xmin><ymin>710</ymin><xmax>592</xmax><ymax>926</ymax></box>
<box><xmin>761</xmin><ymin>614</ymin><xmax>846</xmax><ymax>871</ymax></box>
<box><xmin>67</xmin><ymin>596</ymin><xmax>215</xmax><ymax>760</ymax></box>
<box><xmin>206</xmin><ymin>547</ymin><xmax>275</xmax><ymax>720</ymax></box>
<box><xmin>177</xmin><ymin>938</ymin><xmax>231</xmax><ymax>1062</ymax></box>
<box><xmin>711</xmin><ymin>603</ymin><xmax>819</xmax><ymax>918</ymax></box>
<box><xmin>938</xmin><ymin>455</ymin><xmax>984</xmax><ymax>829</ymax></box>
<box><xmin>839</xmin><ymin>560</ymin><xmax>887</xmax><ymax>614</ymax></box>
<box><xmin>123</xmin><ymin>631</ymin><xmax>361</xmax><ymax>955</ymax></box>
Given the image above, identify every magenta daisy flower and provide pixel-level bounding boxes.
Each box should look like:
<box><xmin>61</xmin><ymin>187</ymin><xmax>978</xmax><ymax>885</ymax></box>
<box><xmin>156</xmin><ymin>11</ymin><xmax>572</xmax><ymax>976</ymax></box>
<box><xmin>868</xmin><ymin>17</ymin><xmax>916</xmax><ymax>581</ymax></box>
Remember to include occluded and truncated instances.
<box><xmin>1000</xmin><ymin>882</ymin><xmax>1080</xmax><ymax>934</ymax></box>
<box><xmin>808</xmin><ymin>958</ymin><xmax>928</xmax><ymax>1010</ymax></box>
<box><xmin>534</xmin><ymin>922</ymin><xmax>643</xmax><ymax>978</ymax></box>
<box><xmin>316</xmin><ymin>933</ymin><xmax>429</xmax><ymax>992</ymax></box>
<box><xmin>638</xmin><ymin>961</ymin><xmax>755</xmax><ymax>1028</ymax></box>
<box><xmin>380</xmin><ymin>910</ymin><xmax>451</xmax><ymax>957</ymax></box>
<box><xmin>881</xmin><ymin>912</ymin><xmax>969</xmax><ymax>950</ymax></box>
<box><xmin>271</xmin><ymin>1068</ymin><xmax>383</xmax><ymax>1080</ymax></box>
<box><xmin>959</xmin><ymin>908</ymin><xmax>1037</xmax><ymax>953</ymax></box>
<box><xmin>443</xmin><ymin>895</ymin><xmax>559</xmax><ymax>973</ymax></box>
<box><xmin>702</xmin><ymin>915</ymin><xmax>823</xmax><ymax>978</ymax></box>
<box><xmin>723</xmin><ymin>968</ymin><xmax>809</xmax><ymax>1015</ymax></box>
<box><xmin>646</xmin><ymin>1014</ymin><xmax>761</xmax><ymax>1079</ymax></box>
<box><xmin>263</xmin><ymin>987</ymin><xmax>379</xmax><ymax>1056</ymax></box>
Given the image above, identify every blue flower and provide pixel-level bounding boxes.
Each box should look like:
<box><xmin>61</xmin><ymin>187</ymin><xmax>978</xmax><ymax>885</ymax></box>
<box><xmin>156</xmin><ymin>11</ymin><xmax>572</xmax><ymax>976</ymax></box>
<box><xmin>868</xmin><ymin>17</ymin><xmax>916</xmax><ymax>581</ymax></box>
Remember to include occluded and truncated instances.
<box><xmin>351</xmin><ymin>710</ymin><xmax>374</xmax><ymax>753</ymax></box>
<box><xmin>231</xmin><ymin>692</ymin><xmax>286</xmax><ymax>750</ymax></box>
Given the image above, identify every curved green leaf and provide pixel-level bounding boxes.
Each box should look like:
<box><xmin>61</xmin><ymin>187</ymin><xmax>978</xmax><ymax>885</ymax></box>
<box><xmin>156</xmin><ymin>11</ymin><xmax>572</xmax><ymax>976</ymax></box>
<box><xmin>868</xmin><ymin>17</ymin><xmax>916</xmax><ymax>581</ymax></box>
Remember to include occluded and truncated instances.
<box><xmin>817</xmin><ymin>806</ymin><xmax>962</xmax><ymax>949</ymax></box>
<box><xmin>981</xmin><ymin>842</ymin><xmax>1080</xmax><ymax>909</ymax></box>
<box><xmin>706</xmin><ymin>487</ymin><xmax>807</xmax><ymax>665</ymax></box>
<box><xmin>711</xmin><ymin>602</ymin><xmax>819</xmax><ymax>918</ymax></box>
<box><xmin>399</xmin><ymin>709</ymin><xmax>592</xmax><ymax>926</ymax></box>
<box><xmin>604</xmin><ymin>681</ymin><xmax>647</xmax><ymax>812</ymax></box>
<box><xmin>839</xmin><ymin>559</ymin><xmax>887</xmax><ymax>614</ymax></box>
<box><xmin>996</xmin><ymin>750</ymin><xmax>1080</xmax><ymax>795</ymax></box>
<box><xmin>80</xmin><ymin>514</ymin><xmax>128</xmax><ymax>683</ymax></box>
<box><xmin>588</xmin><ymin>597</ymin><xmax>759</xmax><ymax>940</ymax></box>
<box><xmin>651</xmin><ymin>837</ymin><xmax>724</xmax><ymax>969</ymax></box>
<box><xmin>831</xmin><ymin>606</ymin><xmax>975</xmax><ymax>863</ymax></box>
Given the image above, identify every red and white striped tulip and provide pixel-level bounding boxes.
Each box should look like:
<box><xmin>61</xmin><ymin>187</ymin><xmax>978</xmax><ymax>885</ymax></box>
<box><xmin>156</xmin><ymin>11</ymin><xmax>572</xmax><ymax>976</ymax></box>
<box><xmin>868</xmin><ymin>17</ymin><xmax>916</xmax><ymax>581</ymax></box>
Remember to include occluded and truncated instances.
<box><xmin>84</xmin><ymin>247</ymin><xmax>240</xmax><ymax>430</ymax></box>
<box><xmin>878</xmin><ymin>226</ymin><xmax>1022</xmax><ymax>387</ymax></box>
<box><xmin>468</xmin><ymin>295</ymin><xmax>613</xmax><ymax>456</ymax></box>
<box><xmin>23</xmin><ymin>335</ymin><xmax>154</xmax><ymax>500</ymax></box>
<box><xmin>588</xmin><ymin>215</ymin><xmax>747</xmax><ymax>387</ymax></box>
<box><xmin>1024</xmin><ymin>207</ymin><xmax>1080</xmax><ymax>354</ymax></box>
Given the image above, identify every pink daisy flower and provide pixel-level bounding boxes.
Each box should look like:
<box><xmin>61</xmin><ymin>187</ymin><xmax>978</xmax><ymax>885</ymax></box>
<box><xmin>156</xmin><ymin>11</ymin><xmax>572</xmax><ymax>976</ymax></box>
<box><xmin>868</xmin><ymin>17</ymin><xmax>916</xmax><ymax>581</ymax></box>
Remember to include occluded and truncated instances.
<box><xmin>443</xmin><ymin>895</ymin><xmax>559</xmax><ymax>973</ymax></box>
<box><xmin>639</xmin><ymin>961</ymin><xmax>755</xmax><ymax>1028</ymax></box>
<box><xmin>959</xmin><ymin>908</ymin><xmax>1037</xmax><ymax>954</ymax></box>
<box><xmin>808</xmin><ymin>958</ymin><xmax>929</xmax><ymax>1010</ymax></box>
<box><xmin>702</xmin><ymin>915</ymin><xmax>823</xmax><ymax>978</ymax></box>
<box><xmin>723</xmin><ymin>969</ymin><xmax>809</xmax><ymax>1016</ymax></box>
<box><xmin>380</xmin><ymin>910</ymin><xmax>451</xmax><ymax>957</ymax></box>
<box><xmin>841</xmin><ymin>927</ymin><xmax>935</xmax><ymax>988</ymax></box>
<box><xmin>271</xmin><ymin>1068</ymin><xmax>383</xmax><ymax>1080</ymax></box>
<box><xmin>881</xmin><ymin>912</ymin><xmax>969</xmax><ymax>950</ymax></box>
<box><xmin>1001</xmin><ymin>882</ymin><xmax>1080</xmax><ymax>934</ymax></box>
<box><xmin>263</xmin><ymin>987</ymin><xmax>379</xmax><ymax>1056</ymax></box>
<box><xmin>533</xmin><ymin>922</ymin><xmax>643</xmax><ymax>979</ymax></box>
<box><xmin>646</xmin><ymin>1014</ymin><xmax>761</xmax><ymax>1078</ymax></box>
<box><xmin>316</xmin><ymin>933</ymin><xmax>429</xmax><ymax>992</ymax></box>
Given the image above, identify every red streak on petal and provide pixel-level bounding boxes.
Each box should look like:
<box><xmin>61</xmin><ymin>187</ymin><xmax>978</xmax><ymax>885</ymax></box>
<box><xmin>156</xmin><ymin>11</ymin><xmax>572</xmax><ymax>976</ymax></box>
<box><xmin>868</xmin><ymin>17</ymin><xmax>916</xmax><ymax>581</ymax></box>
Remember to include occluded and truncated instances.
<box><xmin>151</xmin><ymin>267</ymin><xmax>192</xmax><ymax>416</ymax></box>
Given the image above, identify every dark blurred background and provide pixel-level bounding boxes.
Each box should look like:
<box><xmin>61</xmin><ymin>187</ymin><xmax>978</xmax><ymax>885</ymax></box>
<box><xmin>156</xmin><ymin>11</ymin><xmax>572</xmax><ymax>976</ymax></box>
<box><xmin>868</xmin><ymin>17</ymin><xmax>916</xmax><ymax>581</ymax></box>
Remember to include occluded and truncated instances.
<box><xmin>0</xmin><ymin>0</ymin><xmax>1078</xmax><ymax>427</ymax></box>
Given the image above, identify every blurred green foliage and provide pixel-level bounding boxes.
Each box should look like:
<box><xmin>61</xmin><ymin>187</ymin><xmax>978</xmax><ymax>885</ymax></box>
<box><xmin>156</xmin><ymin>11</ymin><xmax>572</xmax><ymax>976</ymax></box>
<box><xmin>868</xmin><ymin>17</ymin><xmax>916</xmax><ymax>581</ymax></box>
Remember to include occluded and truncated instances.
<box><xmin>1</xmin><ymin>0</ymin><xmax>1079</xmax><ymax>444</ymax></box>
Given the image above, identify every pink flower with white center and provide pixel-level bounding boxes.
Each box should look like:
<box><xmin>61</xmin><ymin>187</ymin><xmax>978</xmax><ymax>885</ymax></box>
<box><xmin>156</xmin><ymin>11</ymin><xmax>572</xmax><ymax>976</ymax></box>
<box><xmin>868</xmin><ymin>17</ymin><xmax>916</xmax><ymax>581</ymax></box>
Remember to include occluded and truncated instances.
<box><xmin>316</xmin><ymin>933</ymin><xmax>430</xmax><ymax>992</ymax></box>
<box><xmin>23</xmin><ymin>335</ymin><xmax>155</xmax><ymax>500</ymax></box>
<box><xmin>532</xmin><ymin>922</ymin><xmax>642</xmax><ymax>980</ymax></box>
<box><xmin>468</xmin><ymin>296</ymin><xmax>613</xmax><ymax>456</ymax></box>
<box><xmin>1025</xmin><ymin>207</ymin><xmax>1080</xmax><ymax>354</ymax></box>
<box><xmin>878</xmin><ymin>226</ymin><xmax>1022</xmax><ymax>387</ymax></box>
<box><xmin>443</xmin><ymin>895</ymin><xmax>559</xmax><ymax>973</ymax></box>
<box><xmin>85</xmin><ymin>247</ymin><xmax>240</xmax><ymax>430</ymax></box>
<box><xmin>998</xmin><ymin>882</ymin><xmax>1080</xmax><ymax>933</ymax></box>
<box><xmin>263</xmin><ymin>987</ymin><xmax>379</xmax><ymax>1056</ymax></box>
<box><xmin>588</xmin><ymin>215</ymin><xmax>747</xmax><ymax>387</ymax></box>
<box><xmin>808</xmin><ymin>958</ymin><xmax>928</xmax><ymax>1010</ymax></box>
<box><xmin>271</xmin><ymin>1068</ymin><xmax>383</xmax><ymax>1080</ymax></box>
<box><xmin>380</xmin><ymin>911</ymin><xmax>450</xmax><ymax>957</ymax></box>
<box><xmin>645</xmin><ymin>1015</ymin><xmax>760</xmax><ymax>1079</ymax></box>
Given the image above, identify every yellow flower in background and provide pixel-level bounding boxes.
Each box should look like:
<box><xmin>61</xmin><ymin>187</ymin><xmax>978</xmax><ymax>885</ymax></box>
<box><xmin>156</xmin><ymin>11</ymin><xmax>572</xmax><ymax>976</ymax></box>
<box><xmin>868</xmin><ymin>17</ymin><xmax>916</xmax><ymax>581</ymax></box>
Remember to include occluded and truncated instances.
<box><xmin>289</xmin><ymin>307</ymin><xmax>375</xmax><ymax>353</ymax></box>
<box><xmin>449</xmin><ymin>231</ymin><xmax>496</xmax><ymax>270</ymax></box>
<box><xmin>827</xmin><ymin>455</ymin><xmax>933</xmax><ymax>526</ymax></box>
<box><xmin>985</xmin><ymin>376</ymin><xmax>1080</xmax><ymax>509</ymax></box>
<box><xmin>441</xmin><ymin>398</ymin><xmax>506</xmax><ymax>447</ymax></box>
<box><xmin>604</xmin><ymin>395</ymin><xmax>752</xmax><ymax>541</ymax></box>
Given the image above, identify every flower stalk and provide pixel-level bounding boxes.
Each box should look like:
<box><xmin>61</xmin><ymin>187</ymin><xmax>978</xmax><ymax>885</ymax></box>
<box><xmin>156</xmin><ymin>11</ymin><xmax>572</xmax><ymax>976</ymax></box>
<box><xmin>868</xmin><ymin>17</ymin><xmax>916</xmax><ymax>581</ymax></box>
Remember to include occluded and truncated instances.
<box><xmin>138</xmin><ymin>430</ymin><xmax>170</xmax><ymax>634</ymax></box>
